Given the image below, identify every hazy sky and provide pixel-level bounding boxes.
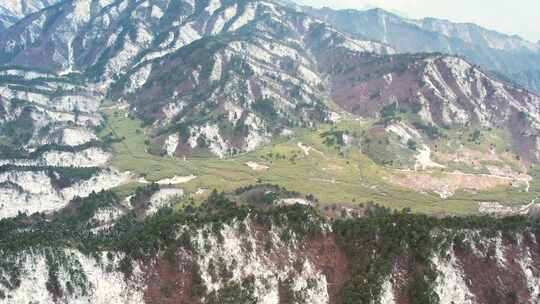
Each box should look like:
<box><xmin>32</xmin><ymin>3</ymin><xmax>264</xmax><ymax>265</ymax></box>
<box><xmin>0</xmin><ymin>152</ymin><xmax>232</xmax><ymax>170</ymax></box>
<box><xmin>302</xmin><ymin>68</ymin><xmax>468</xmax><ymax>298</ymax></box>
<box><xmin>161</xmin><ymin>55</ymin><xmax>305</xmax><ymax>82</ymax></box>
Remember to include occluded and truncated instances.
<box><xmin>297</xmin><ymin>0</ymin><xmax>540</xmax><ymax>43</ymax></box>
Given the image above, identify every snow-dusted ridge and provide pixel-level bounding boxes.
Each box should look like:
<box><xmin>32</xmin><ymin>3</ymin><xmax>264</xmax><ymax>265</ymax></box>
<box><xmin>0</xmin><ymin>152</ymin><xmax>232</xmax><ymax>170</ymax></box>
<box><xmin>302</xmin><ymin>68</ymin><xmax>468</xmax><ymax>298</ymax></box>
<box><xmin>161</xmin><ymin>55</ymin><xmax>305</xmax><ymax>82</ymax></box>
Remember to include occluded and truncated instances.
<box><xmin>0</xmin><ymin>168</ymin><xmax>131</xmax><ymax>219</ymax></box>
<box><xmin>0</xmin><ymin>249</ymin><xmax>145</xmax><ymax>304</ymax></box>
<box><xmin>0</xmin><ymin>0</ymin><xmax>395</xmax><ymax>158</ymax></box>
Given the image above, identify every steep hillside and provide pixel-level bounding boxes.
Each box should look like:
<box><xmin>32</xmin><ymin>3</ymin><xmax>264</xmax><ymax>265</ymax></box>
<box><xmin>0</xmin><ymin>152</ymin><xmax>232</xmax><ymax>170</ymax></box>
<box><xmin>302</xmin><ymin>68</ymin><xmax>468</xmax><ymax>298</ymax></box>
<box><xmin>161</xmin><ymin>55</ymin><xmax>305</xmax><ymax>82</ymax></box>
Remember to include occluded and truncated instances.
<box><xmin>317</xmin><ymin>51</ymin><xmax>540</xmax><ymax>163</ymax></box>
<box><xmin>511</xmin><ymin>69</ymin><xmax>540</xmax><ymax>94</ymax></box>
<box><xmin>0</xmin><ymin>65</ymin><xmax>133</xmax><ymax>219</ymax></box>
<box><xmin>0</xmin><ymin>0</ymin><xmax>391</xmax><ymax>157</ymax></box>
<box><xmin>302</xmin><ymin>7</ymin><xmax>540</xmax><ymax>93</ymax></box>
<box><xmin>0</xmin><ymin>0</ymin><xmax>61</xmax><ymax>30</ymax></box>
<box><xmin>1</xmin><ymin>190</ymin><xmax>539</xmax><ymax>304</ymax></box>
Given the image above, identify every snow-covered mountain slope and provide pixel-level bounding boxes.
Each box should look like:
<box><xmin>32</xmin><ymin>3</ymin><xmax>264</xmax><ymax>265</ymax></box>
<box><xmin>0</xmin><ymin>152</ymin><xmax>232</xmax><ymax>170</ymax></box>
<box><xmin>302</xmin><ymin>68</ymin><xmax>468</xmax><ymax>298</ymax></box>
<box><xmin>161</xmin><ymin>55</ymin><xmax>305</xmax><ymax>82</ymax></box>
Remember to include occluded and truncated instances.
<box><xmin>0</xmin><ymin>66</ymin><xmax>125</xmax><ymax>219</ymax></box>
<box><xmin>0</xmin><ymin>0</ymin><xmax>392</xmax><ymax>158</ymax></box>
<box><xmin>1</xmin><ymin>249</ymin><xmax>146</xmax><ymax>303</ymax></box>
<box><xmin>302</xmin><ymin>6</ymin><xmax>540</xmax><ymax>94</ymax></box>
<box><xmin>0</xmin><ymin>167</ymin><xmax>130</xmax><ymax>219</ymax></box>
<box><xmin>318</xmin><ymin>50</ymin><xmax>540</xmax><ymax>162</ymax></box>
<box><xmin>3</xmin><ymin>0</ymin><xmax>537</xmax><ymax>164</ymax></box>
<box><xmin>0</xmin><ymin>0</ymin><xmax>61</xmax><ymax>30</ymax></box>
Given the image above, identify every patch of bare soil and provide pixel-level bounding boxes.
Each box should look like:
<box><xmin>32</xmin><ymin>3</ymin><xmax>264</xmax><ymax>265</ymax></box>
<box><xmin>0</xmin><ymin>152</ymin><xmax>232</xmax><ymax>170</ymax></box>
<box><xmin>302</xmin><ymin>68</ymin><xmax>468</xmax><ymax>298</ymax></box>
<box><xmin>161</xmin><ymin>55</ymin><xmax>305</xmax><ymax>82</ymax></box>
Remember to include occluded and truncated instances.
<box><xmin>454</xmin><ymin>236</ymin><xmax>534</xmax><ymax>304</ymax></box>
<box><xmin>388</xmin><ymin>170</ymin><xmax>512</xmax><ymax>198</ymax></box>
<box><xmin>299</xmin><ymin>234</ymin><xmax>352</xmax><ymax>304</ymax></box>
<box><xmin>246</xmin><ymin>161</ymin><xmax>270</xmax><ymax>172</ymax></box>
<box><xmin>435</xmin><ymin>147</ymin><xmax>500</xmax><ymax>168</ymax></box>
<box><xmin>143</xmin><ymin>256</ymin><xmax>200</xmax><ymax>304</ymax></box>
<box><xmin>484</xmin><ymin>165</ymin><xmax>532</xmax><ymax>191</ymax></box>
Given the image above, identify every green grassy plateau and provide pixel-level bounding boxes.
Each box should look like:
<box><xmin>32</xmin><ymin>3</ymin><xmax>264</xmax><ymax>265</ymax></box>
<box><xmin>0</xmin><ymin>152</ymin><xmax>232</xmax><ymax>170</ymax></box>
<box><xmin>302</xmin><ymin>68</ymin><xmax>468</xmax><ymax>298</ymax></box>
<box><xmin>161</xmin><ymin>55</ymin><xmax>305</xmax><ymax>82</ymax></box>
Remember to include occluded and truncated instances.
<box><xmin>99</xmin><ymin>107</ymin><xmax>540</xmax><ymax>215</ymax></box>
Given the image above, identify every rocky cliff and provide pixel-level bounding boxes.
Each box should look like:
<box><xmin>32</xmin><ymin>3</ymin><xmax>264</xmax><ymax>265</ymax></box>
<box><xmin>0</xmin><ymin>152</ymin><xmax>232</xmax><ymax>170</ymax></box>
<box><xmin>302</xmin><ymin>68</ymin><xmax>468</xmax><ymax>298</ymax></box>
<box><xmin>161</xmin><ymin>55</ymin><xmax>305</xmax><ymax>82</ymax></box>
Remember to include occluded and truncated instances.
<box><xmin>1</xmin><ymin>191</ymin><xmax>539</xmax><ymax>304</ymax></box>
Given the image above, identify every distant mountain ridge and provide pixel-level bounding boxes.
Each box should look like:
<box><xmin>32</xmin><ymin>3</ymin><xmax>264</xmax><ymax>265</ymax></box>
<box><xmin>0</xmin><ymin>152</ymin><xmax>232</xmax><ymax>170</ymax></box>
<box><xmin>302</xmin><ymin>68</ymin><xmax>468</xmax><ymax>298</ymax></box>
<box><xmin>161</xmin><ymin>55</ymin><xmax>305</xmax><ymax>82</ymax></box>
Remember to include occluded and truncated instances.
<box><xmin>301</xmin><ymin>6</ymin><xmax>540</xmax><ymax>93</ymax></box>
<box><xmin>0</xmin><ymin>0</ymin><xmax>60</xmax><ymax>30</ymax></box>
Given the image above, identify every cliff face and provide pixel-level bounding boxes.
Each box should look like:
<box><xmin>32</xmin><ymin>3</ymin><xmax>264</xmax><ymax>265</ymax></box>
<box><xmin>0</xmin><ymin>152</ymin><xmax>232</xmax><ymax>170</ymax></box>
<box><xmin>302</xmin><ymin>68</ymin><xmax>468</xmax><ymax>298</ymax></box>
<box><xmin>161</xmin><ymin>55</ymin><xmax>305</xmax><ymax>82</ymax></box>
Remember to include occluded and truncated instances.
<box><xmin>1</xmin><ymin>201</ymin><xmax>539</xmax><ymax>304</ymax></box>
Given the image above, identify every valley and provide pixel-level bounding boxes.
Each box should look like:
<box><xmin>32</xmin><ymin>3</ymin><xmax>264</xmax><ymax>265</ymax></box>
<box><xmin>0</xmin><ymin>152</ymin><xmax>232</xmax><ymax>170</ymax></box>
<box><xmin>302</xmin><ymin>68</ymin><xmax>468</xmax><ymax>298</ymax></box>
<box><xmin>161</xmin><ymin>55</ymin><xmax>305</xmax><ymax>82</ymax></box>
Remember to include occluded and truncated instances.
<box><xmin>99</xmin><ymin>104</ymin><xmax>540</xmax><ymax>216</ymax></box>
<box><xmin>0</xmin><ymin>0</ymin><xmax>539</xmax><ymax>303</ymax></box>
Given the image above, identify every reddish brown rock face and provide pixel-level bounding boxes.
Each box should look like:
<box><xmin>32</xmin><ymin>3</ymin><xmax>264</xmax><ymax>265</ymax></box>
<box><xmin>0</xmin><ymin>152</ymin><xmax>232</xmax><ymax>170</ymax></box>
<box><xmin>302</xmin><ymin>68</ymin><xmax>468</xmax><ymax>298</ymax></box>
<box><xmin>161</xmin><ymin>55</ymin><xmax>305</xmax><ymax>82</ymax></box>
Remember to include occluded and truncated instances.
<box><xmin>317</xmin><ymin>50</ymin><xmax>540</xmax><ymax>163</ymax></box>
<box><xmin>144</xmin><ymin>257</ymin><xmax>201</xmax><ymax>304</ymax></box>
<box><xmin>137</xmin><ymin>228</ymin><xmax>539</xmax><ymax>304</ymax></box>
<box><xmin>298</xmin><ymin>234</ymin><xmax>352</xmax><ymax>303</ymax></box>
<box><xmin>450</xmin><ymin>231</ymin><xmax>539</xmax><ymax>304</ymax></box>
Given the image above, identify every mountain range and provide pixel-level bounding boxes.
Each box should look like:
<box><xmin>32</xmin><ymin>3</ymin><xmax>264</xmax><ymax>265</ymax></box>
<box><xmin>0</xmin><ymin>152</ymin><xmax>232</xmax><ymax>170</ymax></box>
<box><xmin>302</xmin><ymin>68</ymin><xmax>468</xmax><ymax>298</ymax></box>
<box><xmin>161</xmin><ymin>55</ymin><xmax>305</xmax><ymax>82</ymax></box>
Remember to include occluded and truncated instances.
<box><xmin>1</xmin><ymin>0</ymin><xmax>538</xmax><ymax>161</ymax></box>
<box><xmin>0</xmin><ymin>1</ymin><xmax>539</xmax><ymax>303</ymax></box>
<box><xmin>302</xmin><ymin>6</ymin><xmax>540</xmax><ymax>93</ymax></box>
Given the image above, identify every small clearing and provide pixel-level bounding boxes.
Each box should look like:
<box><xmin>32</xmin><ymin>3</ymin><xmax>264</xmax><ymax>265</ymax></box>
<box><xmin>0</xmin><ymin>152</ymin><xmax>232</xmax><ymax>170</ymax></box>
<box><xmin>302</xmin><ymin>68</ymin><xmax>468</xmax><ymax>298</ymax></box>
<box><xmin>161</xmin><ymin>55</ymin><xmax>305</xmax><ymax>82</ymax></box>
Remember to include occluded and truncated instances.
<box><xmin>388</xmin><ymin>170</ymin><xmax>514</xmax><ymax>199</ymax></box>
<box><xmin>147</xmin><ymin>188</ymin><xmax>184</xmax><ymax>215</ymax></box>
<box><xmin>298</xmin><ymin>142</ymin><xmax>324</xmax><ymax>157</ymax></box>
<box><xmin>415</xmin><ymin>146</ymin><xmax>445</xmax><ymax>171</ymax></box>
<box><xmin>245</xmin><ymin>161</ymin><xmax>269</xmax><ymax>172</ymax></box>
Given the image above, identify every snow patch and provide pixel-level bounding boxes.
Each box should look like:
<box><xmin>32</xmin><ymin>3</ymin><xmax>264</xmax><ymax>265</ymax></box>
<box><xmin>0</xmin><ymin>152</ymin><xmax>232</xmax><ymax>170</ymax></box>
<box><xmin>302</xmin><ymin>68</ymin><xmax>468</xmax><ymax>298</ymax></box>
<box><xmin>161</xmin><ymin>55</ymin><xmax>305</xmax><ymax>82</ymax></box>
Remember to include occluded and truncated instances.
<box><xmin>0</xmin><ymin>148</ymin><xmax>110</xmax><ymax>168</ymax></box>
<box><xmin>150</xmin><ymin>5</ymin><xmax>164</xmax><ymax>19</ymax></box>
<box><xmin>380</xmin><ymin>278</ymin><xmax>396</xmax><ymax>304</ymax></box>
<box><xmin>61</xmin><ymin>128</ymin><xmax>98</xmax><ymax>146</ymax></box>
<box><xmin>126</xmin><ymin>64</ymin><xmax>152</xmax><ymax>93</ymax></box>
<box><xmin>0</xmin><ymin>249</ymin><xmax>145</xmax><ymax>303</ymax></box>
<box><xmin>0</xmin><ymin>169</ymin><xmax>130</xmax><ymax>219</ymax></box>
<box><xmin>156</xmin><ymin>175</ymin><xmax>197</xmax><ymax>185</ymax></box>
<box><xmin>277</xmin><ymin>198</ymin><xmax>313</xmax><ymax>206</ymax></box>
<box><xmin>188</xmin><ymin>123</ymin><xmax>229</xmax><ymax>158</ymax></box>
<box><xmin>164</xmin><ymin>133</ymin><xmax>180</xmax><ymax>156</ymax></box>
<box><xmin>211</xmin><ymin>4</ymin><xmax>237</xmax><ymax>34</ymax></box>
<box><xmin>432</xmin><ymin>249</ymin><xmax>475</xmax><ymax>304</ymax></box>
<box><xmin>228</xmin><ymin>3</ymin><xmax>256</xmax><ymax>31</ymax></box>
<box><xmin>147</xmin><ymin>188</ymin><xmax>184</xmax><ymax>215</ymax></box>
<box><xmin>41</xmin><ymin>148</ymin><xmax>110</xmax><ymax>167</ymax></box>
